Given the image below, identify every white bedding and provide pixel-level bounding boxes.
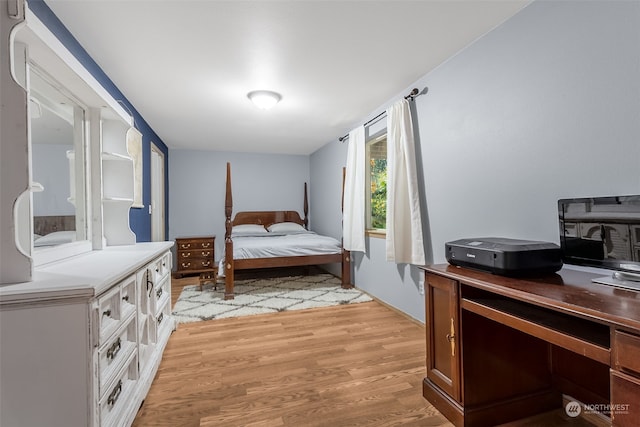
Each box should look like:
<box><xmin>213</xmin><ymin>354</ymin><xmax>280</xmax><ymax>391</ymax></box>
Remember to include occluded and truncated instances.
<box><xmin>218</xmin><ymin>231</ymin><xmax>342</xmax><ymax>276</ymax></box>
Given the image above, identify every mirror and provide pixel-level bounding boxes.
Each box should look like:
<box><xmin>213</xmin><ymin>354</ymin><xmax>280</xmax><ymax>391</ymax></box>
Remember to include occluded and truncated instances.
<box><xmin>30</xmin><ymin>66</ymin><xmax>88</xmax><ymax>250</ymax></box>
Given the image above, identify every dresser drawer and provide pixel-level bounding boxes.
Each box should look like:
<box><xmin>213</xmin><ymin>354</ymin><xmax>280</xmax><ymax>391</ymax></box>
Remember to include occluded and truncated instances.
<box><xmin>151</xmin><ymin>252</ymin><xmax>171</xmax><ymax>284</ymax></box>
<box><xmin>99</xmin><ymin>352</ymin><xmax>138</xmax><ymax>427</ymax></box>
<box><xmin>613</xmin><ymin>330</ymin><xmax>640</xmax><ymax>376</ymax></box>
<box><xmin>96</xmin><ymin>275</ymin><xmax>137</xmax><ymax>345</ymax></box>
<box><xmin>155</xmin><ymin>297</ymin><xmax>171</xmax><ymax>339</ymax></box>
<box><xmin>98</xmin><ymin>316</ymin><xmax>137</xmax><ymax>397</ymax></box>
<box><xmin>154</xmin><ymin>276</ymin><xmax>170</xmax><ymax>311</ymax></box>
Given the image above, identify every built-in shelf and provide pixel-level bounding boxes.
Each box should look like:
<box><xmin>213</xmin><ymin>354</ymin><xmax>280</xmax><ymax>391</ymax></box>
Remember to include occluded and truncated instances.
<box><xmin>101</xmin><ymin>151</ymin><xmax>132</xmax><ymax>161</ymax></box>
<box><xmin>461</xmin><ymin>296</ymin><xmax>611</xmax><ymax>365</ymax></box>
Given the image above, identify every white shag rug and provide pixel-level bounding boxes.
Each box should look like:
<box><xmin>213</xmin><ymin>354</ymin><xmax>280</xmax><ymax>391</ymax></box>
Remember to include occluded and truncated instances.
<box><xmin>172</xmin><ymin>272</ymin><xmax>372</xmax><ymax>324</ymax></box>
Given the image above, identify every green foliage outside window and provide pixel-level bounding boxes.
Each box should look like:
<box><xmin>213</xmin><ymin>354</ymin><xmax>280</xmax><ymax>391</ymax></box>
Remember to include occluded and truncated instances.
<box><xmin>370</xmin><ymin>158</ymin><xmax>387</xmax><ymax>229</ymax></box>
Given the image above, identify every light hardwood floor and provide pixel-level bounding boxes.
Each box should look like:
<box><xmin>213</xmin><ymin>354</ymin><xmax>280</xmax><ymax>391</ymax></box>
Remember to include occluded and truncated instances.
<box><xmin>132</xmin><ymin>276</ymin><xmax>452</xmax><ymax>427</ymax></box>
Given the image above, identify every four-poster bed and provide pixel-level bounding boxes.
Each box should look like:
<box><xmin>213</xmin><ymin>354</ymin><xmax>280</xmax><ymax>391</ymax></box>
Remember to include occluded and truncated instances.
<box><xmin>221</xmin><ymin>162</ymin><xmax>352</xmax><ymax>299</ymax></box>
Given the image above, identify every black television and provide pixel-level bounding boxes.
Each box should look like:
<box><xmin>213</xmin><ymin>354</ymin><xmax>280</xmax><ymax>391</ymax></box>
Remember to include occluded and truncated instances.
<box><xmin>558</xmin><ymin>195</ymin><xmax>640</xmax><ymax>290</ymax></box>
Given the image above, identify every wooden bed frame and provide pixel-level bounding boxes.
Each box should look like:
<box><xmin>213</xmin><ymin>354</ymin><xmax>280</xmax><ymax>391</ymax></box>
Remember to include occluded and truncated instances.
<box><xmin>223</xmin><ymin>162</ymin><xmax>352</xmax><ymax>299</ymax></box>
<box><xmin>34</xmin><ymin>215</ymin><xmax>75</xmax><ymax>236</ymax></box>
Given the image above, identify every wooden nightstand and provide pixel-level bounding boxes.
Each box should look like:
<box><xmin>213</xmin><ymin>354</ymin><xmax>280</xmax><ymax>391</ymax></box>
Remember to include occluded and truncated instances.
<box><xmin>174</xmin><ymin>236</ymin><xmax>215</xmax><ymax>282</ymax></box>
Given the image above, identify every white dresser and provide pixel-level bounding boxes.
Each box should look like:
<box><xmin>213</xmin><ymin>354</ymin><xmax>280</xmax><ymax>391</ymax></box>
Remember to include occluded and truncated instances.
<box><xmin>0</xmin><ymin>242</ymin><xmax>175</xmax><ymax>427</ymax></box>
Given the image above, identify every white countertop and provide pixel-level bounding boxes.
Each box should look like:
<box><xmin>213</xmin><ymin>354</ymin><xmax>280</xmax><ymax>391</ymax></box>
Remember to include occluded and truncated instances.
<box><xmin>0</xmin><ymin>241</ymin><xmax>173</xmax><ymax>305</ymax></box>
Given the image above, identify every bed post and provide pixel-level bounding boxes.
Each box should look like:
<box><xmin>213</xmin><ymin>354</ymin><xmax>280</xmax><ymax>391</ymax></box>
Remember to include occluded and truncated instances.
<box><xmin>303</xmin><ymin>183</ymin><xmax>309</xmax><ymax>229</ymax></box>
<box><xmin>341</xmin><ymin>167</ymin><xmax>353</xmax><ymax>289</ymax></box>
<box><xmin>224</xmin><ymin>162</ymin><xmax>235</xmax><ymax>299</ymax></box>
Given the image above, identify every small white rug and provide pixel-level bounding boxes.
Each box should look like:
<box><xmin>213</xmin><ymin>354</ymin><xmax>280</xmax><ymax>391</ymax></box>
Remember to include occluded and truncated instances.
<box><xmin>172</xmin><ymin>272</ymin><xmax>372</xmax><ymax>324</ymax></box>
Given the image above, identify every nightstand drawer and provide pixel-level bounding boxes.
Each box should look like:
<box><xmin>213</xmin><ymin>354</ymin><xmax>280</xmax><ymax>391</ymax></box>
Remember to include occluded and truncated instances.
<box><xmin>176</xmin><ymin>238</ymin><xmax>213</xmax><ymax>250</ymax></box>
<box><xmin>179</xmin><ymin>249</ymin><xmax>213</xmax><ymax>259</ymax></box>
<box><xmin>178</xmin><ymin>258</ymin><xmax>214</xmax><ymax>271</ymax></box>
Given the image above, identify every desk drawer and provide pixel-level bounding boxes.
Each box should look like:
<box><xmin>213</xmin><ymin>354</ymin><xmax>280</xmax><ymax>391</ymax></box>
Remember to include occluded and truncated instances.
<box><xmin>613</xmin><ymin>330</ymin><xmax>640</xmax><ymax>376</ymax></box>
<box><xmin>610</xmin><ymin>370</ymin><xmax>639</xmax><ymax>427</ymax></box>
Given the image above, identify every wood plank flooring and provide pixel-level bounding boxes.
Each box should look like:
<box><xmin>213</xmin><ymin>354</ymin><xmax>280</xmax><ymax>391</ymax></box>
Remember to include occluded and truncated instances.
<box><xmin>136</xmin><ymin>274</ymin><xmax>597</xmax><ymax>427</ymax></box>
<box><xmin>133</xmin><ymin>275</ymin><xmax>452</xmax><ymax>427</ymax></box>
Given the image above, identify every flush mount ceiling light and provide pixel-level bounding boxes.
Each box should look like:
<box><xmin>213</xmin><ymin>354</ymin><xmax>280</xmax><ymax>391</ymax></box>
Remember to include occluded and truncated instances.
<box><xmin>247</xmin><ymin>90</ymin><xmax>282</xmax><ymax>110</ymax></box>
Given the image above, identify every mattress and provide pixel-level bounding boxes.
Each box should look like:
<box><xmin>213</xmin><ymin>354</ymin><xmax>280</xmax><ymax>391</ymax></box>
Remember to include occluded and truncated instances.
<box><xmin>218</xmin><ymin>231</ymin><xmax>342</xmax><ymax>276</ymax></box>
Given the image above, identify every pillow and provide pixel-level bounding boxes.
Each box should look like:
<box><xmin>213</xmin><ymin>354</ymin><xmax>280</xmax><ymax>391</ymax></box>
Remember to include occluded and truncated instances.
<box><xmin>34</xmin><ymin>230</ymin><xmax>76</xmax><ymax>247</ymax></box>
<box><xmin>267</xmin><ymin>222</ymin><xmax>306</xmax><ymax>233</ymax></box>
<box><xmin>231</xmin><ymin>224</ymin><xmax>268</xmax><ymax>237</ymax></box>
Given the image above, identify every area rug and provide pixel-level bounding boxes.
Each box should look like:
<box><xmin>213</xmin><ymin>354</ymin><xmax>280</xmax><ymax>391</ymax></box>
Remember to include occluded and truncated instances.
<box><xmin>172</xmin><ymin>272</ymin><xmax>372</xmax><ymax>324</ymax></box>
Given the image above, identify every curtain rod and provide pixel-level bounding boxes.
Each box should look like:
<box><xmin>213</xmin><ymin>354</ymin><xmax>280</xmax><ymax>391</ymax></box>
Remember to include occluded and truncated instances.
<box><xmin>338</xmin><ymin>87</ymin><xmax>424</xmax><ymax>142</ymax></box>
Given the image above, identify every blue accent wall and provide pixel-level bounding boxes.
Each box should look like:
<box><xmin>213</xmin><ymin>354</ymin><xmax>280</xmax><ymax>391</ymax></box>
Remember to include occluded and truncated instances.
<box><xmin>28</xmin><ymin>0</ymin><xmax>169</xmax><ymax>242</ymax></box>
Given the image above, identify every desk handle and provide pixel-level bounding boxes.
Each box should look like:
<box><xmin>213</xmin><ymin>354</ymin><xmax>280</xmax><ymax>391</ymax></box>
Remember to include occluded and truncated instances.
<box><xmin>446</xmin><ymin>318</ymin><xmax>456</xmax><ymax>357</ymax></box>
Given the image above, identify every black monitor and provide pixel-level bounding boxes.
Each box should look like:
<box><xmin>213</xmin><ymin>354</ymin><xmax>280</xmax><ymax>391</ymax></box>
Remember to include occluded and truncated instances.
<box><xmin>558</xmin><ymin>195</ymin><xmax>640</xmax><ymax>290</ymax></box>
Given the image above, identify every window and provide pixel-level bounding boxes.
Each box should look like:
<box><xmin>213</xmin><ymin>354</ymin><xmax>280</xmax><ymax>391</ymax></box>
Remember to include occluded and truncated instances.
<box><xmin>366</xmin><ymin>133</ymin><xmax>387</xmax><ymax>231</ymax></box>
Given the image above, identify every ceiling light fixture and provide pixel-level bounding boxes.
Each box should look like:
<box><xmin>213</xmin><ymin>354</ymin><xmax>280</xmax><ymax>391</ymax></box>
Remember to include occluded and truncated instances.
<box><xmin>247</xmin><ymin>90</ymin><xmax>282</xmax><ymax>110</ymax></box>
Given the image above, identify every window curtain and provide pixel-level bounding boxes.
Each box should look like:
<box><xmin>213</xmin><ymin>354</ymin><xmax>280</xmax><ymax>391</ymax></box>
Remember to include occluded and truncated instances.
<box><xmin>343</xmin><ymin>126</ymin><xmax>366</xmax><ymax>252</ymax></box>
<box><xmin>385</xmin><ymin>99</ymin><xmax>425</xmax><ymax>265</ymax></box>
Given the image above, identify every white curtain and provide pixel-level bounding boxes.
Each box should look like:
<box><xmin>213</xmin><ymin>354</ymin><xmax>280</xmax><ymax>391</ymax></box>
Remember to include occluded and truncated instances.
<box><xmin>343</xmin><ymin>126</ymin><xmax>366</xmax><ymax>252</ymax></box>
<box><xmin>385</xmin><ymin>99</ymin><xmax>425</xmax><ymax>265</ymax></box>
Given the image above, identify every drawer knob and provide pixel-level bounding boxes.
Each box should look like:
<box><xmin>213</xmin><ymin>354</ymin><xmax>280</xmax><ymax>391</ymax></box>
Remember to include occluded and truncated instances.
<box><xmin>202</xmin><ymin>251</ymin><xmax>210</xmax><ymax>257</ymax></box>
<box><xmin>181</xmin><ymin>262</ymin><xmax>191</xmax><ymax>268</ymax></box>
<box><xmin>180</xmin><ymin>243</ymin><xmax>191</xmax><ymax>249</ymax></box>
<box><xmin>202</xmin><ymin>261</ymin><xmax>211</xmax><ymax>267</ymax></box>
<box><xmin>202</xmin><ymin>242</ymin><xmax>211</xmax><ymax>248</ymax></box>
<box><xmin>181</xmin><ymin>252</ymin><xmax>191</xmax><ymax>258</ymax></box>
<box><xmin>103</xmin><ymin>309</ymin><xmax>111</xmax><ymax>317</ymax></box>
<box><xmin>122</xmin><ymin>295</ymin><xmax>129</xmax><ymax>302</ymax></box>
<box><xmin>156</xmin><ymin>288</ymin><xmax>163</xmax><ymax>299</ymax></box>
<box><xmin>157</xmin><ymin>312</ymin><xmax>164</xmax><ymax>325</ymax></box>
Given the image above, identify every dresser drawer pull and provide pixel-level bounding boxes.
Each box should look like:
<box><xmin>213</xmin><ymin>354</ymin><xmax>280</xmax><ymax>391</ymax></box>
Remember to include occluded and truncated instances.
<box><xmin>106</xmin><ymin>337</ymin><xmax>121</xmax><ymax>360</ymax></box>
<box><xmin>181</xmin><ymin>262</ymin><xmax>191</xmax><ymax>269</ymax></box>
<box><xmin>180</xmin><ymin>243</ymin><xmax>191</xmax><ymax>249</ymax></box>
<box><xmin>107</xmin><ymin>380</ymin><xmax>122</xmax><ymax>406</ymax></box>
<box><xmin>157</xmin><ymin>312</ymin><xmax>164</xmax><ymax>325</ymax></box>
<box><xmin>201</xmin><ymin>251</ymin><xmax>211</xmax><ymax>257</ymax></box>
<box><xmin>103</xmin><ymin>309</ymin><xmax>111</xmax><ymax>317</ymax></box>
<box><xmin>122</xmin><ymin>295</ymin><xmax>129</xmax><ymax>302</ymax></box>
<box><xmin>156</xmin><ymin>288</ymin><xmax>163</xmax><ymax>299</ymax></box>
<box><xmin>202</xmin><ymin>242</ymin><xmax>211</xmax><ymax>248</ymax></box>
<box><xmin>181</xmin><ymin>252</ymin><xmax>191</xmax><ymax>258</ymax></box>
<box><xmin>202</xmin><ymin>261</ymin><xmax>211</xmax><ymax>267</ymax></box>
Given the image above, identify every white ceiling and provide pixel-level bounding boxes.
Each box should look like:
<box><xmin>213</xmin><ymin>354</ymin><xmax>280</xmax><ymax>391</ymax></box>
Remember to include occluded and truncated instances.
<box><xmin>44</xmin><ymin>0</ymin><xmax>530</xmax><ymax>155</ymax></box>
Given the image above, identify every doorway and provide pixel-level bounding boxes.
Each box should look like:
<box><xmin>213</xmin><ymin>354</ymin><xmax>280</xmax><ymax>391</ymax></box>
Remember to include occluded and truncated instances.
<box><xmin>150</xmin><ymin>143</ymin><xmax>165</xmax><ymax>242</ymax></box>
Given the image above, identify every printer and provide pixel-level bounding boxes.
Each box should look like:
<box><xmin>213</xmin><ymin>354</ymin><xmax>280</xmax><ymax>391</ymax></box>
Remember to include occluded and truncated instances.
<box><xmin>446</xmin><ymin>237</ymin><xmax>562</xmax><ymax>276</ymax></box>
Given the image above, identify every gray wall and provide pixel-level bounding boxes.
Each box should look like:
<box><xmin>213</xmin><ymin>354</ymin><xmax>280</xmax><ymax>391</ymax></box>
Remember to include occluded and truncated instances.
<box><xmin>168</xmin><ymin>150</ymin><xmax>310</xmax><ymax>259</ymax></box>
<box><xmin>310</xmin><ymin>0</ymin><xmax>640</xmax><ymax>323</ymax></box>
<box><xmin>32</xmin><ymin>143</ymin><xmax>74</xmax><ymax>216</ymax></box>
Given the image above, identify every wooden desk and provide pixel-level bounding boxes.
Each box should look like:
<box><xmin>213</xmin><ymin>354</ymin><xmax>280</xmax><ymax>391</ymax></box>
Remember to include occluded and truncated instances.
<box><xmin>420</xmin><ymin>264</ymin><xmax>640</xmax><ymax>427</ymax></box>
